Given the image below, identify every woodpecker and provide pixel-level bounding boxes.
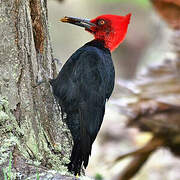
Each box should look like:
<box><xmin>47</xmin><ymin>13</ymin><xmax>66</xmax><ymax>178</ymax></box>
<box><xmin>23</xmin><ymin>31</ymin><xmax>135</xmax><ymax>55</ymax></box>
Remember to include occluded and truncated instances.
<box><xmin>50</xmin><ymin>14</ymin><xmax>131</xmax><ymax>175</ymax></box>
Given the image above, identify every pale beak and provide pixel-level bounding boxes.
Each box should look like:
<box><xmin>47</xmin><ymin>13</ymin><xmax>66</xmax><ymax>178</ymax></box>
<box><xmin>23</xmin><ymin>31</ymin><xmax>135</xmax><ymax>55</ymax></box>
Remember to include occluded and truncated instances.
<box><xmin>60</xmin><ymin>16</ymin><xmax>96</xmax><ymax>30</ymax></box>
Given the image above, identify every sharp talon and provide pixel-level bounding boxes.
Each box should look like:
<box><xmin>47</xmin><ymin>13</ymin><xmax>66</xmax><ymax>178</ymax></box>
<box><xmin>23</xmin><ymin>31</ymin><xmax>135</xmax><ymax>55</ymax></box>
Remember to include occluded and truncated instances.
<box><xmin>53</xmin><ymin>58</ymin><xmax>62</xmax><ymax>65</ymax></box>
<box><xmin>32</xmin><ymin>80</ymin><xmax>47</xmax><ymax>88</ymax></box>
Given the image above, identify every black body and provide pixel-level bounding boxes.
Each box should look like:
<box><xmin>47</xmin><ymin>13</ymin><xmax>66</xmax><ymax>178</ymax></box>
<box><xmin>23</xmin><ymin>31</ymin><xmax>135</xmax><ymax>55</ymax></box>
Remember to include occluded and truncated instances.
<box><xmin>50</xmin><ymin>40</ymin><xmax>115</xmax><ymax>175</ymax></box>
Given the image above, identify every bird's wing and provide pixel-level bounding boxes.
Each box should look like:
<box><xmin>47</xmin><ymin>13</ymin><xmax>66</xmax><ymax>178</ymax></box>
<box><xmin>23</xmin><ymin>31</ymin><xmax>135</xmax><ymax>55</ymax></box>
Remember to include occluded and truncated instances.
<box><xmin>72</xmin><ymin>49</ymin><xmax>107</xmax><ymax>167</ymax></box>
<box><xmin>72</xmin><ymin>49</ymin><xmax>107</xmax><ymax>103</ymax></box>
<box><xmin>72</xmin><ymin>49</ymin><xmax>106</xmax><ymax>109</ymax></box>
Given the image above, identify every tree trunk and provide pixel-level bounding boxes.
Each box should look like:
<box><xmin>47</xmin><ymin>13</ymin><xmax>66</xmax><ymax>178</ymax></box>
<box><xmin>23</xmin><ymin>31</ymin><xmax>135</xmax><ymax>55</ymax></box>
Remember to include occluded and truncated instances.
<box><xmin>0</xmin><ymin>0</ymin><xmax>74</xmax><ymax>179</ymax></box>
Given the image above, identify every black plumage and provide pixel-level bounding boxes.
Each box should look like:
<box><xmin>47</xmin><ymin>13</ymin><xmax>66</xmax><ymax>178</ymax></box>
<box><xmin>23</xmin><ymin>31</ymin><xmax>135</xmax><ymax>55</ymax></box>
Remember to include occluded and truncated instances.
<box><xmin>50</xmin><ymin>39</ymin><xmax>115</xmax><ymax>175</ymax></box>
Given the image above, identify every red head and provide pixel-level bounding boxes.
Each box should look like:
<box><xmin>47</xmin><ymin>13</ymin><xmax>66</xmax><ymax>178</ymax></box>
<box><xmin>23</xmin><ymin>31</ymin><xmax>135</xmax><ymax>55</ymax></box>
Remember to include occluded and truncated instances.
<box><xmin>88</xmin><ymin>14</ymin><xmax>131</xmax><ymax>51</ymax></box>
<box><xmin>61</xmin><ymin>14</ymin><xmax>131</xmax><ymax>51</ymax></box>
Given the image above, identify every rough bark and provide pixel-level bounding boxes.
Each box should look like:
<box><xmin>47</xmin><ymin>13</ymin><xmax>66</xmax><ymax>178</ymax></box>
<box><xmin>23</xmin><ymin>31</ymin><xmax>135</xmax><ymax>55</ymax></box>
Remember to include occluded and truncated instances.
<box><xmin>0</xmin><ymin>0</ymin><xmax>75</xmax><ymax>179</ymax></box>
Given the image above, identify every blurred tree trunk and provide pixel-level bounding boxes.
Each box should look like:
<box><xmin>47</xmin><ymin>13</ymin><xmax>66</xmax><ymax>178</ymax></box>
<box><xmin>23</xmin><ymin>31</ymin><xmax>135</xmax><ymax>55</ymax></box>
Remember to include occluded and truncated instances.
<box><xmin>117</xmin><ymin>0</ymin><xmax>180</xmax><ymax>179</ymax></box>
<box><xmin>0</xmin><ymin>0</ymin><xmax>74</xmax><ymax>179</ymax></box>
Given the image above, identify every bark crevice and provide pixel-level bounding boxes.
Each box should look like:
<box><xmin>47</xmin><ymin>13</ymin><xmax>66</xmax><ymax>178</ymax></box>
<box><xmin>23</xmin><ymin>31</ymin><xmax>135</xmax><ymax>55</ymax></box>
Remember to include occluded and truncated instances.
<box><xmin>30</xmin><ymin>0</ymin><xmax>45</xmax><ymax>54</ymax></box>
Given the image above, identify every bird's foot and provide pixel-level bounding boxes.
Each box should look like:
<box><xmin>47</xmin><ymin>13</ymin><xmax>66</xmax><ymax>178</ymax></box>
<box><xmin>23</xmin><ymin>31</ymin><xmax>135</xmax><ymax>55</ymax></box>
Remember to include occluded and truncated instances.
<box><xmin>32</xmin><ymin>78</ymin><xmax>53</xmax><ymax>88</ymax></box>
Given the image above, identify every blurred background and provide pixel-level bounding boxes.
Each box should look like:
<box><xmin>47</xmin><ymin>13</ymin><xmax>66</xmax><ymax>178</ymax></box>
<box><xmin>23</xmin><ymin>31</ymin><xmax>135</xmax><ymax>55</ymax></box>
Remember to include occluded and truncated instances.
<box><xmin>47</xmin><ymin>0</ymin><xmax>179</xmax><ymax>179</ymax></box>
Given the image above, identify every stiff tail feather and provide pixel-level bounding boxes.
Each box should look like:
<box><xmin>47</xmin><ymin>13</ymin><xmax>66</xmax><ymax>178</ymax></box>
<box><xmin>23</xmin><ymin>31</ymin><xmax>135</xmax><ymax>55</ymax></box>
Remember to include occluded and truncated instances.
<box><xmin>66</xmin><ymin>111</ymin><xmax>92</xmax><ymax>175</ymax></box>
<box><xmin>66</xmin><ymin>104</ymin><xmax>105</xmax><ymax>175</ymax></box>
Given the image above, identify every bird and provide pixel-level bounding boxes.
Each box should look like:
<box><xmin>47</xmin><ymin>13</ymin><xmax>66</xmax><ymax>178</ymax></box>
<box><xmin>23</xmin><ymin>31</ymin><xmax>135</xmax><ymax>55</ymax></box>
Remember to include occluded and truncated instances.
<box><xmin>49</xmin><ymin>14</ymin><xmax>131</xmax><ymax>175</ymax></box>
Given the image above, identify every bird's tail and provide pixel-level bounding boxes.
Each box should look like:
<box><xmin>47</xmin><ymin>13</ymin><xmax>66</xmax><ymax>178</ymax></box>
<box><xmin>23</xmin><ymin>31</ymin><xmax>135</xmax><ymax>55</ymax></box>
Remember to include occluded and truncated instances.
<box><xmin>67</xmin><ymin>139</ymin><xmax>83</xmax><ymax>175</ymax></box>
<box><xmin>66</xmin><ymin>105</ymin><xmax>105</xmax><ymax>175</ymax></box>
<box><xmin>66</xmin><ymin>112</ymin><xmax>84</xmax><ymax>175</ymax></box>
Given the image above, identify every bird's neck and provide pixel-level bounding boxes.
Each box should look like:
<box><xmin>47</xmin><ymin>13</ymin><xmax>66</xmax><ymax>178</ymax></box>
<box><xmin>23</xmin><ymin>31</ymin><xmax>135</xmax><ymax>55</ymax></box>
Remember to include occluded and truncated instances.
<box><xmin>93</xmin><ymin>36</ymin><xmax>118</xmax><ymax>52</ymax></box>
<box><xmin>85</xmin><ymin>39</ymin><xmax>110</xmax><ymax>53</ymax></box>
<box><xmin>93</xmin><ymin>31</ymin><xmax>125</xmax><ymax>51</ymax></box>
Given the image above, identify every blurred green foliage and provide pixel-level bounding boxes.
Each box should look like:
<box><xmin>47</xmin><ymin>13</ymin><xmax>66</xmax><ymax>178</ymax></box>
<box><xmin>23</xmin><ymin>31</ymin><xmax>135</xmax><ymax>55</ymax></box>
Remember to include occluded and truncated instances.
<box><xmin>94</xmin><ymin>173</ymin><xmax>104</xmax><ymax>180</ymax></box>
<box><xmin>100</xmin><ymin>0</ymin><xmax>150</xmax><ymax>7</ymax></box>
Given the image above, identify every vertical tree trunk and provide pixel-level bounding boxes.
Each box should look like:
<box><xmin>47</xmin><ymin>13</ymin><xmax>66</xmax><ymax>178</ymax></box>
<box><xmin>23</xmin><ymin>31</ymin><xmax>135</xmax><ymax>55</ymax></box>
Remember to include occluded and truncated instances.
<box><xmin>0</xmin><ymin>0</ymin><xmax>73</xmax><ymax>178</ymax></box>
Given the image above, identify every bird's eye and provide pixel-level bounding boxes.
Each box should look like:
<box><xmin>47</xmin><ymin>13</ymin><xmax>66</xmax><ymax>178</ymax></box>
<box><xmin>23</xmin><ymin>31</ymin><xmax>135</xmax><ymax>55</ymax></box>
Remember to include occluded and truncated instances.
<box><xmin>98</xmin><ymin>19</ymin><xmax>106</xmax><ymax>26</ymax></box>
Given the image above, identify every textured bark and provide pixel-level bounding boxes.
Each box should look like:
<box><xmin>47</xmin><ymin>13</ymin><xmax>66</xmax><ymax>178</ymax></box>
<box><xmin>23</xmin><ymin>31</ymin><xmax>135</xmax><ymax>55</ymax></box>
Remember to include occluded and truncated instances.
<box><xmin>0</xmin><ymin>0</ymin><xmax>74</xmax><ymax>179</ymax></box>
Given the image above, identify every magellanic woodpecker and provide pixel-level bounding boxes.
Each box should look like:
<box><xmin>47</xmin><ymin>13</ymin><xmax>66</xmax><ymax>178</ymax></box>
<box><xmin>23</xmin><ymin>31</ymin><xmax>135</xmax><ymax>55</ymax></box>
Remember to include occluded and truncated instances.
<box><xmin>50</xmin><ymin>14</ymin><xmax>131</xmax><ymax>175</ymax></box>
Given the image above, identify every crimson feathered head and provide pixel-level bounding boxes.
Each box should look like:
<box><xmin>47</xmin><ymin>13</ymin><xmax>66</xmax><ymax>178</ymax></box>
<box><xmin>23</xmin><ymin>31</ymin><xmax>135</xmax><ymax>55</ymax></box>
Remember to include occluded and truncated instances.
<box><xmin>61</xmin><ymin>14</ymin><xmax>131</xmax><ymax>51</ymax></box>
